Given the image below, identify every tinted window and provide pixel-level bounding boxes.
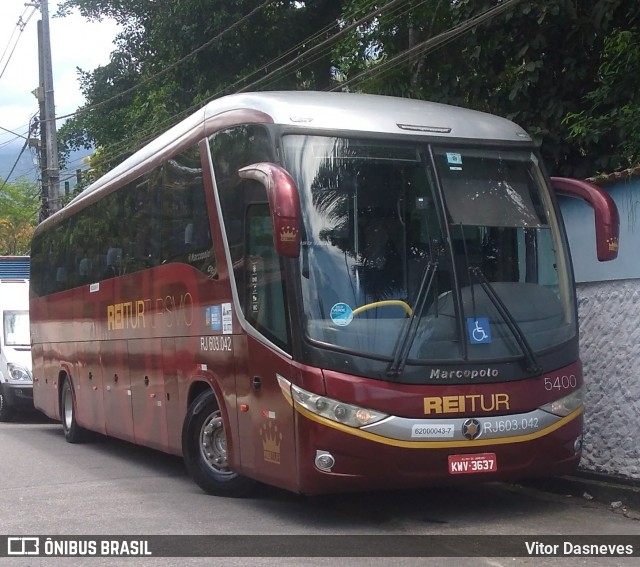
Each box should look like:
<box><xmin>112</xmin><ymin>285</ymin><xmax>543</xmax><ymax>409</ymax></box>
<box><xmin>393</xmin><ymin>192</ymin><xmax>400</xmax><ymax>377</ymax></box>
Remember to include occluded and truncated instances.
<box><xmin>209</xmin><ymin>125</ymin><xmax>290</xmax><ymax>351</ymax></box>
<box><xmin>30</xmin><ymin>144</ymin><xmax>215</xmax><ymax>296</ymax></box>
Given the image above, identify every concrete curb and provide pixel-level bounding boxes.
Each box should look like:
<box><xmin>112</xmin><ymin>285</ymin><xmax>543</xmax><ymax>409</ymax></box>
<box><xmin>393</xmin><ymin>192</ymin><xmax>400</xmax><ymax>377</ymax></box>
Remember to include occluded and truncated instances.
<box><xmin>524</xmin><ymin>473</ymin><xmax>640</xmax><ymax>513</ymax></box>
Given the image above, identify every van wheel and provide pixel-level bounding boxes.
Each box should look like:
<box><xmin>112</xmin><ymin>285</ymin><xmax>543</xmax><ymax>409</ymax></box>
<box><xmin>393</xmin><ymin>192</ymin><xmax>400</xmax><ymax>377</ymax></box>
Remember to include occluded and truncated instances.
<box><xmin>0</xmin><ymin>392</ymin><xmax>14</xmax><ymax>422</ymax></box>
<box><xmin>182</xmin><ymin>390</ymin><xmax>255</xmax><ymax>497</ymax></box>
<box><xmin>60</xmin><ymin>378</ymin><xmax>87</xmax><ymax>443</ymax></box>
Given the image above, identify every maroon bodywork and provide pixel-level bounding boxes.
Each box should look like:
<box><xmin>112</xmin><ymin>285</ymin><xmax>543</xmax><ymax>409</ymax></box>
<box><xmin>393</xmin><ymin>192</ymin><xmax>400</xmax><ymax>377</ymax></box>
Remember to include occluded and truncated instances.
<box><xmin>29</xmin><ymin>102</ymin><xmax>617</xmax><ymax>495</ymax></box>
<box><xmin>551</xmin><ymin>177</ymin><xmax>619</xmax><ymax>261</ymax></box>
<box><xmin>30</xmin><ymin>250</ymin><xmax>585</xmax><ymax>494</ymax></box>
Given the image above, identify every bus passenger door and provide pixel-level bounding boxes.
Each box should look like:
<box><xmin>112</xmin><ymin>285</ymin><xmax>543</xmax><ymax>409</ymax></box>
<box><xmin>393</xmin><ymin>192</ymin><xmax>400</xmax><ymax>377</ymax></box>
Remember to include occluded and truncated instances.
<box><xmin>233</xmin><ymin>202</ymin><xmax>298</xmax><ymax>490</ymax></box>
<box><xmin>129</xmin><ymin>338</ymin><xmax>168</xmax><ymax>451</ymax></box>
<box><xmin>236</xmin><ymin>337</ymin><xmax>298</xmax><ymax>492</ymax></box>
<box><xmin>101</xmin><ymin>339</ymin><xmax>134</xmax><ymax>443</ymax></box>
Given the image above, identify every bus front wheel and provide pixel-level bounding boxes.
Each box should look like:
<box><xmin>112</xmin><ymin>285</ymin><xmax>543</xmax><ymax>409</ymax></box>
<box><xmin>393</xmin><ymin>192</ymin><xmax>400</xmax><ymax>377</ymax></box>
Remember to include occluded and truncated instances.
<box><xmin>182</xmin><ymin>390</ymin><xmax>255</xmax><ymax>497</ymax></box>
<box><xmin>60</xmin><ymin>378</ymin><xmax>87</xmax><ymax>443</ymax></box>
<box><xmin>0</xmin><ymin>392</ymin><xmax>14</xmax><ymax>422</ymax></box>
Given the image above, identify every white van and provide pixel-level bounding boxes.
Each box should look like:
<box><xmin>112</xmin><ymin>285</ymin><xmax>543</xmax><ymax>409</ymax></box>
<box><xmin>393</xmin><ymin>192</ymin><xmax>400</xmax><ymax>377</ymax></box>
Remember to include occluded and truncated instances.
<box><xmin>0</xmin><ymin>259</ymin><xmax>33</xmax><ymax>421</ymax></box>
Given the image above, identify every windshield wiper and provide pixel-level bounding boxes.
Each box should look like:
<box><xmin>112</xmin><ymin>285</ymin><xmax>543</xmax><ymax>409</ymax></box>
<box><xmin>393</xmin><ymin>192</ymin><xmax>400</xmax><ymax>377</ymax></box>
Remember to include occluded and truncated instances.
<box><xmin>468</xmin><ymin>266</ymin><xmax>542</xmax><ymax>374</ymax></box>
<box><xmin>386</xmin><ymin>260</ymin><xmax>438</xmax><ymax>378</ymax></box>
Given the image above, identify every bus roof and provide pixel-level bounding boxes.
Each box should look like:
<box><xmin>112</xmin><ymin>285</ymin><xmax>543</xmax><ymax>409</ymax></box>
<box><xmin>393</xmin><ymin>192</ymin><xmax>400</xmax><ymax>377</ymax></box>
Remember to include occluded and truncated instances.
<box><xmin>55</xmin><ymin>92</ymin><xmax>531</xmax><ymax>226</ymax></box>
<box><xmin>203</xmin><ymin>91</ymin><xmax>531</xmax><ymax>142</ymax></box>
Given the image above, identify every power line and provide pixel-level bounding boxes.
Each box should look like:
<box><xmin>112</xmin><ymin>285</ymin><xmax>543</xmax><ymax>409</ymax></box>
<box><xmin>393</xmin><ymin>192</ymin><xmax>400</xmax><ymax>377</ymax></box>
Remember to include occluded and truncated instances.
<box><xmin>52</xmin><ymin>0</ymin><xmax>274</xmax><ymax>124</ymax></box>
<box><xmin>0</xmin><ymin>124</ymin><xmax>32</xmax><ymax>150</ymax></box>
<box><xmin>214</xmin><ymin>0</ymin><xmax>384</xmax><ymax>95</ymax></box>
<box><xmin>59</xmin><ymin>1</ymin><xmax>413</xmax><ymax>167</ymax></box>
<box><xmin>241</xmin><ymin>0</ymin><xmax>433</xmax><ymax>94</ymax></box>
<box><xmin>0</xmin><ymin>116</ymin><xmax>37</xmax><ymax>191</ymax></box>
<box><xmin>0</xmin><ymin>6</ymin><xmax>38</xmax><ymax>81</ymax></box>
<box><xmin>331</xmin><ymin>0</ymin><xmax>524</xmax><ymax>92</ymax></box>
<box><xmin>236</xmin><ymin>0</ymin><xmax>408</xmax><ymax>93</ymax></box>
<box><xmin>57</xmin><ymin>0</ymin><xmax>523</xmax><ymax>174</ymax></box>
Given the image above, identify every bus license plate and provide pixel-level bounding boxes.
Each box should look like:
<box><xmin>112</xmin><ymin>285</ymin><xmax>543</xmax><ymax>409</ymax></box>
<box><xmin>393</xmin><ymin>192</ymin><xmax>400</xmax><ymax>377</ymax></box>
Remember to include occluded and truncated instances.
<box><xmin>448</xmin><ymin>453</ymin><xmax>497</xmax><ymax>474</ymax></box>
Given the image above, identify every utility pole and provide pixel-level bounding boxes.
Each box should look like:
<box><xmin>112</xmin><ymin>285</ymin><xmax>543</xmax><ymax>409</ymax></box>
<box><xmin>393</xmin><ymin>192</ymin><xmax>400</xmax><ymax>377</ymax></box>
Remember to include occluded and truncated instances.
<box><xmin>37</xmin><ymin>0</ymin><xmax>60</xmax><ymax>218</ymax></box>
<box><xmin>35</xmin><ymin>21</ymin><xmax>48</xmax><ymax>221</ymax></box>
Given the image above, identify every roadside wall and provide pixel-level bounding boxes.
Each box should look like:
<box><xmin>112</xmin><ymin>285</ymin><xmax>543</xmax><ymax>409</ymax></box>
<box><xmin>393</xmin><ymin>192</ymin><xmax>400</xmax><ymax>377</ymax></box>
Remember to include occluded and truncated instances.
<box><xmin>558</xmin><ymin>171</ymin><xmax>640</xmax><ymax>480</ymax></box>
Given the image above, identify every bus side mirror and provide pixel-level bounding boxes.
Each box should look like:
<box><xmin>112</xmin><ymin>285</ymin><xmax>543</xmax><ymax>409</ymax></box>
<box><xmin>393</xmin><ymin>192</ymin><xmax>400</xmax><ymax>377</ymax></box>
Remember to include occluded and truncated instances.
<box><xmin>551</xmin><ymin>177</ymin><xmax>619</xmax><ymax>262</ymax></box>
<box><xmin>238</xmin><ymin>162</ymin><xmax>301</xmax><ymax>258</ymax></box>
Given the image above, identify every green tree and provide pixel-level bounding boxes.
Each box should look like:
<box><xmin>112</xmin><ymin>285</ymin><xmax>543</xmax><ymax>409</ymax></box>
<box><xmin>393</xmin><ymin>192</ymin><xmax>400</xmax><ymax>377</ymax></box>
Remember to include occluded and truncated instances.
<box><xmin>564</xmin><ymin>28</ymin><xmax>640</xmax><ymax>173</ymax></box>
<box><xmin>332</xmin><ymin>0</ymin><xmax>640</xmax><ymax>177</ymax></box>
<box><xmin>57</xmin><ymin>0</ymin><xmax>344</xmax><ymax>170</ymax></box>
<box><xmin>0</xmin><ymin>178</ymin><xmax>40</xmax><ymax>255</ymax></box>
<box><xmin>57</xmin><ymin>0</ymin><xmax>640</xmax><ymax>178</ymax></box>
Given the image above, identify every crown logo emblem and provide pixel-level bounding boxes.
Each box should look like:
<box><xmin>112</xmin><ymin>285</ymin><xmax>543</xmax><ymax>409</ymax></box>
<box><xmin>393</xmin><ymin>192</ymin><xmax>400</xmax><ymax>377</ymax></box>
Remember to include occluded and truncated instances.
<box><xmin>261</xmin><ymin>421</ymin><xmax>282</xmax><ymax>464</ymax></box>
<box><xmin>608</xmin><ymin>238</ymin><xmax>619</xmax><ymax>252</ymax></box>
<box><xmin>280</xmin><ymin>225</ymin><xmax>298</xmax><ymax>242</ymax></box>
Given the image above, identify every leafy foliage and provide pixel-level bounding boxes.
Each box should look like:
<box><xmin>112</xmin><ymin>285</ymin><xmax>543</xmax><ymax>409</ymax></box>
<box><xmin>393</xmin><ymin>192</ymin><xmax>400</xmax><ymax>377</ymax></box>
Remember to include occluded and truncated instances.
<box><xmin>57</xmin><ymin>0</ymin><xmax>344</xmax><ymax>170</ymax></box>
<box><xmin>564</xmin><ymin>28</ymin><xmax>640</xmax><ymax>172</ymax></box>
<box><xmin>0</xmin><ymin>179</ymin><xmax>40</xmax><ymax>255</ymax></box>
<box><xmin>332</xmin><ymin>0</ymin><xmax>640</xmax><ymax>177</ymax></box>
<box><xmin>57</xmin><ymin>0</ymin><xmax>640</xmax><ymax>178</ymax></box>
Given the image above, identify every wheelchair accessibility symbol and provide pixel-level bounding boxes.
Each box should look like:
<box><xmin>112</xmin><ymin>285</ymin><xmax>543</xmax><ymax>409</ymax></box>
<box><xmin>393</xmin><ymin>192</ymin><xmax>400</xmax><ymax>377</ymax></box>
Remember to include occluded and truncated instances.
<box><xmin>467</xmin><ymin>317</ymin><xmax>492</xmax><ymax>344</ymax></box>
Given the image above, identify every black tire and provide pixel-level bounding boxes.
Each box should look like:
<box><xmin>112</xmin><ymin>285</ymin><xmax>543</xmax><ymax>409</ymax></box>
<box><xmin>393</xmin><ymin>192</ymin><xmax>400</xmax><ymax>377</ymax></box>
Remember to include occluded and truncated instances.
<box><xmin>182</xmin><ymin>390</ymin><xmax>255</xmax><ymax>497</ymax></box>
<box><xmin>0</xmin><ymin>391</ymin><xmax>14</xmax><ymax>422</ymax></box>
<box><xmin>60</xmin><ymin>378</ymin><xmax>88</xmax><ymax>443</ymax></box>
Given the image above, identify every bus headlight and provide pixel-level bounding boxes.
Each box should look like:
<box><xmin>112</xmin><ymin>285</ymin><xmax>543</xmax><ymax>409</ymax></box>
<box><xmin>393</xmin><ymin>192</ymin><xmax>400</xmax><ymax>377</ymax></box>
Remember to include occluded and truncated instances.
<box><xmin>278</xmin><ymin>376</ymin><xmax>388</xmax><ymax>428</ymax></box>
<box><xmin>540</xmin><ymin>386</ymin><xmax>584</xmax><ymax>417</ymax></box>
<box><xmin>7</xmin><ymin>363</ymin><xmax>32</xmax><ymax>384</ymax></box>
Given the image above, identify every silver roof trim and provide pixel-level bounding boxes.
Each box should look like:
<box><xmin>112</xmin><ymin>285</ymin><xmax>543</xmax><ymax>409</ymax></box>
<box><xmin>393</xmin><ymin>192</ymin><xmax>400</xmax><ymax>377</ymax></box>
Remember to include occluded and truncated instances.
<box><xmin>202</xmin><ymin>91</ymin><xmax>531</xmax><ymax>141</ymax></box>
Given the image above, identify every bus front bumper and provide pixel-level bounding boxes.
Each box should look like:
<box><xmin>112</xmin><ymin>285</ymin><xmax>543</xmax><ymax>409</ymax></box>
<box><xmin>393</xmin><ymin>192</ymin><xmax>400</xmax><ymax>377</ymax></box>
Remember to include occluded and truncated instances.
<box><xmin>0</xmin><ymin>382</ymin><xmax>34</xmax><ymax>409</ymax></box>
<box><xmin>292</xmin><ymin>407</ymin><xmax>583</xmax><ymax>495</ymax></box>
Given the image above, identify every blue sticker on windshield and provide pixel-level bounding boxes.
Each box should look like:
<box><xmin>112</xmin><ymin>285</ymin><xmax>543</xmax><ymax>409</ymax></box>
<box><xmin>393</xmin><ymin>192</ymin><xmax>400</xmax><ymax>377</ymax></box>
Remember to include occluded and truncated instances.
<box><xmin>467</xmin><ymin>317</ymin><xmax>492</xmax><ymax>344</ymax></box>
<box><xmin>446</xmin><ymin>152</ymin><xmax>463</xmax><ymax>171</ymax></box>
<box><xmin>330</xmin><ymin>303</ymin><xmax>354</xmax><ymax>327</ymax></box>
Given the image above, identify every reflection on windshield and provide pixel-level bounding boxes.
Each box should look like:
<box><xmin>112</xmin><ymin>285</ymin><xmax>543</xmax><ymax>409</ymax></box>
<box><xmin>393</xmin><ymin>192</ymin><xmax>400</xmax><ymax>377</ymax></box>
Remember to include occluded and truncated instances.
<box><xmin>3</xmin><ymin>311</ymin><xmax>30</xmax><ymax>346</ymax></box>
<box><xmin>282</xmin><ymin>135</ymin><xmax>575</xmax><ymax>366</ymax></box>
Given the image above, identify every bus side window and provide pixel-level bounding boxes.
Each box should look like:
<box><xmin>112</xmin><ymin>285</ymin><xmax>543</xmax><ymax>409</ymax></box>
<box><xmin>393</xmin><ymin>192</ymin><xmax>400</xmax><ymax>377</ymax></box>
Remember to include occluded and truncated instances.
<box><xmin>210</xmin><ymin>125</ymin><xmax>289</xmax><ymax>349</ymax></box>
<box><xmin>160</xmin><ymin>147</ymin><xmax>215</xmax><ymax>274</ymax></box>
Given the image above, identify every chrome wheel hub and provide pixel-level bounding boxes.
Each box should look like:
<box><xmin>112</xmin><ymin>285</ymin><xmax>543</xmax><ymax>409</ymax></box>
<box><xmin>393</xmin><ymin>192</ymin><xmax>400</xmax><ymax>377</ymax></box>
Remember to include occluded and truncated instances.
<box><xmin>199</xmin><ymin>410</ymin><xmax>234</xmax><ymax>477</ymax></box>
<box><xmin>63</xmin><ymin>386</ymin><xmax>73</xmax><ymax>430</ymax></box>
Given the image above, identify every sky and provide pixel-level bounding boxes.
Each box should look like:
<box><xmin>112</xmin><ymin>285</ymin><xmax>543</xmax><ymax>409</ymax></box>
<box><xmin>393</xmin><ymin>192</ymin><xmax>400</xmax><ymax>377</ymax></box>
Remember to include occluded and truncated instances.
<box><xmin>0</xmin><ymin>0</ymin><xmax>119</xmax><ymax>152</ymax></box>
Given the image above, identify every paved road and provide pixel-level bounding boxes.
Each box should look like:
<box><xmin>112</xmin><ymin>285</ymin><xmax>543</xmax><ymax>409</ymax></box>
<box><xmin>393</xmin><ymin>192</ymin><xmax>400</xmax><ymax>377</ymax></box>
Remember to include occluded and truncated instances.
<box><xmin>0</xmin><ymin>414</ymin><xmax>638</xmax><ymax>566</ymax></box>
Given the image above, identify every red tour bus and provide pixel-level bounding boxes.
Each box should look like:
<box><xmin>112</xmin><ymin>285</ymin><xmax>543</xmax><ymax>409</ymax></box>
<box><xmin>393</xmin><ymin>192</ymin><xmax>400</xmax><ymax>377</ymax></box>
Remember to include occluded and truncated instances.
<box><xmin>30</xmin><ymin>92</ymin><xmax>619</xmax><ymax>496</ymax></box>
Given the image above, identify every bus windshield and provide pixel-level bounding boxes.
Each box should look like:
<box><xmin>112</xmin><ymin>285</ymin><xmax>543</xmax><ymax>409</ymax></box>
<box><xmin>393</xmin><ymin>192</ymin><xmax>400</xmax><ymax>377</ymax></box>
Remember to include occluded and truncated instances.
<box><xmin>281</xmin><ymin>135</ymin><xmax>575</xmax><ymax>365</ymax></box>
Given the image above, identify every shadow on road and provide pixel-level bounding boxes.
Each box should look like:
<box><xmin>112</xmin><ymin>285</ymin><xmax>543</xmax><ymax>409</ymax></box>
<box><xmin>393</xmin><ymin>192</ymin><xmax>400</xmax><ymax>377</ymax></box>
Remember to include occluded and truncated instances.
<box><xmin>1</xmin><ymin>417</ymin><xmax>587</xmax><ymax>533</ymax></box>
<box><xmin>3</xmin><ymin>407</ymin><xmax>56</xmax><ymax>424</ymax></box>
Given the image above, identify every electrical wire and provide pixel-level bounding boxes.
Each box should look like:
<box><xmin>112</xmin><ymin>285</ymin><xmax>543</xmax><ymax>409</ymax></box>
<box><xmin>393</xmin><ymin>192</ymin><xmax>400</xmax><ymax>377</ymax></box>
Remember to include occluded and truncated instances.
<box><xmin>332</xmin><ymin>0</ymin><xmax>524</xmax><ymax>92</ymax></box>
<box><xmin>57</xmin><ymin>0</ymin><xmax>414</xmax><ymax>167</ymax></box>
<box><xmin>236</xmin><ymin>0</ymin><xmax>408</xmax><ymax>93</ymax></box>
<box><xmin>52</xmin><ymin>0</ymin><xmax>274</xmax><ymax>123</ymax></box>
<box><xmin>0</xmin><ymin>6</ymin><xmax>38</xmax><ymax>81</ymax></box>
<box><xmin>55</xmin><ymin>0</ymin><xmax>523</xmax><ymax>174</ymax></box>
<box><xmin>0</xmin><ymin>125</ymin><xmax>31</xmax><ymax>149</ymax></box>
<box><xmin>245</xmin><ymin>0</ymin><xmax>433</xmax><ymax>94</ymax></box>
<box><xmin>0</xmin><ymin>137</ymin><xmax>30</xmax><ymax>192</ymax></box>
<box><xmin>0</xmin><ymin>113</ymin><xmax>40</xmax><ymax>189</ymax></box>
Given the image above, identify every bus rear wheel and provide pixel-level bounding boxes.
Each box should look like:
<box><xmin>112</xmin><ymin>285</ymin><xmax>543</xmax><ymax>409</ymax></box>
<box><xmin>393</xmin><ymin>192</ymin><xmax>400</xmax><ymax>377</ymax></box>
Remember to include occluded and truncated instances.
<box><xmin>60</xmin><ymin>378</ymin><xmax>87</xmax><ymax>443</ymax></box>
<box><xmin>182</xmin><ymin>390</ymin><xmax>255</xmax><ymax>497</ymax></box>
